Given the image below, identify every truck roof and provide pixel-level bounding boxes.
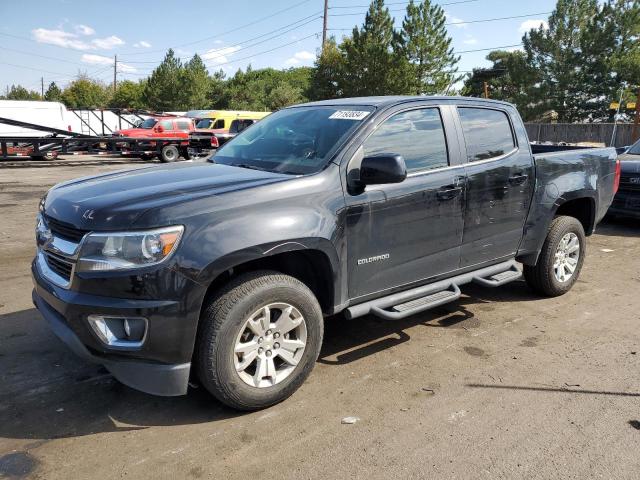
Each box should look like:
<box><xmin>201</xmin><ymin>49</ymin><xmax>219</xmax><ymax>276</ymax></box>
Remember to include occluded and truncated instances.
<box><xmin>296</xmin><ymin>95</ymin><xmax>515</xmax><ymax>109</ymax></box>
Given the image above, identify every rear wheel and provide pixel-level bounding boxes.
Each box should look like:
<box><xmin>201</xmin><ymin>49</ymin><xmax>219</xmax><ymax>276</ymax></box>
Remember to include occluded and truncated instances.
<box><xmin>197</xmin><ymin>271</ymin><xmax>323</xmax><ymax>410</ymax></box>
<box><xmin>160</xmin><ymin>145</ymin><xmax>179</xmax><ymax>162</ymax></box>
<box><xmin>523</xmin><ymin>215</ymin><xmax>586</xmax><ymax>297</ymax></box>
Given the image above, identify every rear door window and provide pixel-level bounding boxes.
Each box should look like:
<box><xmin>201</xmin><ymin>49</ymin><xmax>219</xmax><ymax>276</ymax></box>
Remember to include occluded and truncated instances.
<box><xmin>176</xmin><ymin>120</ymin><xmax>192</xmax><ymax>130</ymax></box>
<box><xmin>458</xmin><ymin>107</ymin><xmax>515</xmax><ymax>162</ymax></box>
<box><xmin>363</xmin><ymin>108</ymin><xmax>449</xmax><ymax>173</ymax></box>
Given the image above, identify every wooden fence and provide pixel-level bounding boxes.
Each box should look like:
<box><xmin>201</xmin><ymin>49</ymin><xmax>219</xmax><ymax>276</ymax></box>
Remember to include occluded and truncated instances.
<box><xmin>524</xmin><ymin>123</ymin><xmax>639</xmax><ymax>148</ymax></box>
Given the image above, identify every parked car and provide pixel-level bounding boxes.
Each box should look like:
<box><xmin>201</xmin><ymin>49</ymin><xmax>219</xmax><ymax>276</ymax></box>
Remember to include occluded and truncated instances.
<box><xmin>189</xmin><ymin>117</ymin><xmax>264</xmax><ymax>156</ymax></box>
<box><xmin>113</xmin><ymin>116</ymin><xmax>195</xmax><ymax>162</ymax></box>
<box><xmin>608</xmin><ymin>138</ymin><xmax>640</xmax><ymax>219</ymax></box>
<box><xmin>32</xmin><ymin>96</ymin><xmax>619</xmax><ymax>410</ymax></box>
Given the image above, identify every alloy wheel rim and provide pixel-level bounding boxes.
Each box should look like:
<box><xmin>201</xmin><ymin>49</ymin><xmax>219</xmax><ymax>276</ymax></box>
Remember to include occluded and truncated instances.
<box><xmin>553</xmin><ymin>232</ymin><xmax>580</xmax><ymax>283</ymax></box>
<box><xmin>233</xmin><ymin>302</ymin><xmax>307</xmax><ymax>388</ymax></box>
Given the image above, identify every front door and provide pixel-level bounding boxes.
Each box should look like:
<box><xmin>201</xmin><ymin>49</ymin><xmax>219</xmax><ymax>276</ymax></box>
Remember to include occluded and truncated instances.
<box><xmin>456</xmin><ymin>106</ymin><xmax>534</xmax><ymax>267</ymax></box>
<box><xmin>346</xmin><ymin>106</ymin><xmax>466</xmax><ymax>300</ymax></box>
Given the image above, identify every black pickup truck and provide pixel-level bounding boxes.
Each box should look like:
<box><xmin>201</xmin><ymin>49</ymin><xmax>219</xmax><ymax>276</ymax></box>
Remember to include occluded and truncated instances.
<box><xmin>32</xmin><ymin>96</ymin><xmax>620</xmax><ymax>410</ymax></box>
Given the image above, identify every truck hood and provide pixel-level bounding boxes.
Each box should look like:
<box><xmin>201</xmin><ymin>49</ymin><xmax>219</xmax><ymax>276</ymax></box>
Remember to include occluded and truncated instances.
<box><xmin>43</xmin><ymin>162</ymin><xmax>291</xmax><ymax>230</ymax></box>
<box><xmin>114</xmin><ymin>128</ymin><xmax>153</xmax><ymax>137</ymax></box>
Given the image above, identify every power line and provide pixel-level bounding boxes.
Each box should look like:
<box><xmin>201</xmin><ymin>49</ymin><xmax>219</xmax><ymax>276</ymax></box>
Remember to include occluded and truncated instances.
<box><xmin>121</xmin><ymin>13</ymin><xmax>322</xmax><ymax>64</ymax></box>
<box><xmin>1</xmin><ymin>47</ymin><xmax>89</xmax><ymax>67</ymax></box>
<box><xmin>119</xmin><ymin>0</ymin><xmax>317</xmax><ymax>56</ymax></box>
<box><xmin>329</xmin><ymin>0</ymin><xmax>481</xmax><ymax>9</ymax></box>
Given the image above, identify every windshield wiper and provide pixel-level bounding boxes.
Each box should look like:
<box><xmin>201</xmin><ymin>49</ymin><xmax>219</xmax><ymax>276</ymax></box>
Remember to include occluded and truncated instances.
<box><xmin>233</xmin><ymin>163</ymin><xmax>273</xmax><ymax>172</ymax></box>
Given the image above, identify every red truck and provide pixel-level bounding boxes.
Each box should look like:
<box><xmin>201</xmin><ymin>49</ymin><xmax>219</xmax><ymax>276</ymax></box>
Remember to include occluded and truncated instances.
<box><xmin>113</xmin><ymin>116</ymin><xmax>195</xmax><ymax>162</ymax></box>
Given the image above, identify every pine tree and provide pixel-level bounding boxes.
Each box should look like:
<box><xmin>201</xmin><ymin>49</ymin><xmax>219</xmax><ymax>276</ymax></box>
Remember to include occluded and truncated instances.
<box><xmin>341</xmin><ymin>0</ymin><xmax>407</xmax><ymax>96</ymax></box>
<box><xmin>181</xmin><ymin>54</ymin><xmax>210</xmax><ymax>109</ymax></box>
<box><xmin>44</xmin><ymin>82</ymin><xmax>62</xmax><ymax>102</ymax></box>
<box><xmin>398</xmin><ymin>0</ymin><xmax>461</xmax><ymax>95</ymax></box>
<box><xmin>523</xmin><ymin>0</ymin><xmax>609</xmax><ymax>122</ymax></box>
<box><xmin>143</xmin><ymin>49</ymin><xmax>184</xmax><ymax>111</ymax></box>
<box><xmin>5</xmin><ymin>85</ymin><xmax>41</xmax><ymax>101</ymax></box>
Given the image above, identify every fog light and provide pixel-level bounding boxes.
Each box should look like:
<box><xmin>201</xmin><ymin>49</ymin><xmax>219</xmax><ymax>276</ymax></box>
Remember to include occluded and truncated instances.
<box><xmin>88</xmin><ymin>315</ymin><xmax>148</xmax><ymax>348</ymax></box>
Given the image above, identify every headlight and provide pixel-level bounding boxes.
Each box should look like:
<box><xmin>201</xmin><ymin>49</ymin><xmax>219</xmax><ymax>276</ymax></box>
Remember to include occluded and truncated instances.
<box><xmin>76</xmin><ymin>226</ymin><xmax>184</xmax><ymax>272</ymax></box>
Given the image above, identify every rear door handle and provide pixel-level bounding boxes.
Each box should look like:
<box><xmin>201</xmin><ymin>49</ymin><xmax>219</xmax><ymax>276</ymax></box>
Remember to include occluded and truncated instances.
<box><xmin>437</xmin><ymin>185</ymin><xmax>462</xmax><ymax>200</ymax></box>
<box><xmin>508</xmin><ymin>174</ymin><xmax>528</xmax><ymax>185</ymax></box>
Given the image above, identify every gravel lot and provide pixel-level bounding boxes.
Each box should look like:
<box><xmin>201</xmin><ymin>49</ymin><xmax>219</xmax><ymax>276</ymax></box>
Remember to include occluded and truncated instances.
<box><xmin>1</xmin><ymin>156</ymin><xmax>639</xmax><ymax>479</ymax></box>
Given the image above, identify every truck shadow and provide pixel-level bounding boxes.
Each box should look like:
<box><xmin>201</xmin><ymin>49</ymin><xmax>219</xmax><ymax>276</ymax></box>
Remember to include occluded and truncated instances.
<box><xmin>0</xmin><ymin>280</ymin><xmax>539</xmax><ymax>440</ymax></box>
<box><xmin>597</xmin><ymin>216</ymin><xmax>640</xmax><ymax>237</ymax></box>
<box><xmin>0</xmin><ymin>308</ymin><xmax>241</xmax><ymax>441</ymax></box>
<box><xmin>319</xmin><ymin>279</ymin><xmax>539</xmax><ymax>365</ymax></box>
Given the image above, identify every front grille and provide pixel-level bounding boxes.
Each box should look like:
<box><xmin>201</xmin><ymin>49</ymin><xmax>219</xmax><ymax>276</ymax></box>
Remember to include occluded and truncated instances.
<box><xmin>45</xmin><ymin>215</ymin><xmax>88</xmax><ymax>242</ymax></box>
<box><xmin>619</xmin><ymin>175</ymin><xmax>640</xmax><ymax>192</ymax></box>
<box><xmin>44</xmin><ymin>251</ymin><xmax>73</xmax><ymax>281</ymax></box>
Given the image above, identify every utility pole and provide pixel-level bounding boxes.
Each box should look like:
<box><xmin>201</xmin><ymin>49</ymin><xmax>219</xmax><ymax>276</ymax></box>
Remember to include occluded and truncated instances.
<box><xmin>483</xmin><ymin>81</ymin><xmax>489</xmax><ymax>99</ymax></box>
<box><xmin>322</xmin><ymin>0</ymin><xmax>328</xmax><ymax>50</ymax></box>
<box><xmin>41</xmin><ymin>77</ymin><xmax>44</xmax><ymax>99</ymax></box>
<box><xmin>633</xmin><ymin>86</ymin><xmax>640</xmax><ymax>143</ymax></box>
<box><xmin>113</xmin><ymin>55</ymin><xmax>117</xmax><ymax>96</ymax></box>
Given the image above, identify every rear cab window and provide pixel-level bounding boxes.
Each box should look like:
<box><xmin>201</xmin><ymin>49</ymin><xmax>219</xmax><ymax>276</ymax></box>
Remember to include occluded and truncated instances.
<box><xmin>458</xmin><ymin>107</ymin><xmax>516</xmax><ymax>162</ymax></box>
<box><xmin>364</xmin><ymin>108</ymin><xmax>449</xmax><ymax>173</ymax></box>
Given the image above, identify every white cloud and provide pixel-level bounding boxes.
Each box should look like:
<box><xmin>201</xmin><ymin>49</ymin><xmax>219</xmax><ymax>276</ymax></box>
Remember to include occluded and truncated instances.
<box><xmin>32</xmin><ymin>27</ymin><xmax>124</xmax><ymax>50</ymax></box>
<box><xmin>133</xmin><ymin>40</ymin><xmax>152</xmax><ymax>48</ymax></box>
<box><xmin>519</xmin><ymin>19</ymin><xmax>549</xmax><ymax>34</ymax></box>
<box><xmin>81</xmin><ymin>54</ymin><xmax>136</xmax><ymax>72</ymax></box>
<box><xmin>91</xmin><ymin>35</ymin><xmax>125</xmax><ymax>49</ymax></box>
<box><xmin>284</xmin><ymin>50</ymin><xmax>315</xmax><ymax>65</ymax></box>
<box><xmin>463</xmin><ymin>35</ymin><xmax>478</xmax><ymax>45</ymax></box>
<box><xmin>445</xmin><ymin>11</ymin><xmax>468</xmax><ymax>28</ymax></box>
<box><xmin>202</xmin><ymin>46</ymin><xmax>241</xmax><ymax>65</ymax></box>
<box><xmin>75</xmin><ymin>24</ymin><xmax>95</xmax><ymax>36</ymax></box>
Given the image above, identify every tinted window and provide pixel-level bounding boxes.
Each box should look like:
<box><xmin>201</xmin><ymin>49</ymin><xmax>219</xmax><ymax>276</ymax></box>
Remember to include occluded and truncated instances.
<box><xmin>213</xmin><ymin>119</ymin><xmax>225</xmax><ymax>129</ymax></box>
<box><xmin>364</xmin><ymin>108</ymin><xmax>448</xmax><ymax>172</ymax></box>
<box><xmin>627</xmin><ymin>139</ymin><xmax>640</xmax><ymax>155</ymax></box>
<box><xmin>176</xmin><ymin>120</ymin><xmax>192</xmax><ymax>130</ymax></box>
<box><xmin>196</xmin><ymin>119</ymin><xmax>214</xmax><ymax>129</ymax></box>
<box><xmin>139</xmin><ymin>118</ymin><xmax>157</xmax><ymax>129</ymax></box>
<box><xmin>458</xmin><ymin>107</ymin><xmax>515</xmax><ymax>162</ymax></box>
<box><xmin>213</xmin><ymin>106</ymin><xmax>373</xmax><ymax>175</ymax></box>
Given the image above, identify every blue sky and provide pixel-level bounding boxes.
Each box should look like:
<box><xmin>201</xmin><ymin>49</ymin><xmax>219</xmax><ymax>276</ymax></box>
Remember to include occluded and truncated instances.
<box><xmin>0</xmin><ymin>0</ymin><xmax>557</xmax><ymax>94</ymax></box>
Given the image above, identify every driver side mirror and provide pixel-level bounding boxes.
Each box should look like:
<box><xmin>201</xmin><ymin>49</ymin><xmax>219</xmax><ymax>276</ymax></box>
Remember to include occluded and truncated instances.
<box><xmin>154</xmin><ymin>124</ymin><xmax>165</xmax><ymax>133</ymax></box>
<box><xmin>359</xmin><ymin>154</ymin><xmax>407</xmax><ymax>185</ymax></box>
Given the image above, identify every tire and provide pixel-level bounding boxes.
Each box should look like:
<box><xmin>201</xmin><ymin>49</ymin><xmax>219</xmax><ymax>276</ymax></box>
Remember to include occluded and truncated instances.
<box><xmin>197</xmin><ymin>270</ymin><xmax>323</xmax><ymax>410</ymax></box>
<box><xmin>181</xmin><ymin>148</ymin><xmax>192</xmax><ymax>160</ymax></box>
<box><xmin>160</xmin><ymin>145</ymin><xmax>179</xmax><ymax>162</ymax></box>
<box><xmin>523</xmin><ymin>215</ymin><xmax>586</xmax><ymax>297</ymax></box>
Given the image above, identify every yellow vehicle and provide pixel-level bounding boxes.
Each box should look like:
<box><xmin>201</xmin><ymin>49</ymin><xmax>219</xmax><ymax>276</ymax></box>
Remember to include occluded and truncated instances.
<box><xmin>188</xmin><ymin>110</ymin><xmax>271</xmax><ymax>131</ymax></box>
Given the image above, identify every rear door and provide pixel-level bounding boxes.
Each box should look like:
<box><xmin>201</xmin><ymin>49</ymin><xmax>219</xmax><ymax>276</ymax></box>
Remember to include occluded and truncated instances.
<box><xmin>346</xmin><ymin>105</ymin><xmax>467</xmax><ymax>299</ymax></box>
<box><xmin>456</xmin><ymin>105</ymin><xmax>534</xmax><ymax>267</ymax></box>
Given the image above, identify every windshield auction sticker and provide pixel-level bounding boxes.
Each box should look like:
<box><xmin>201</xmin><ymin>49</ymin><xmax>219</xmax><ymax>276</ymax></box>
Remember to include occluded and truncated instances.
<box><xmin>329</xmin><ymin>110</ymin><xmax>371</xmax><ymax>120</ymax></box>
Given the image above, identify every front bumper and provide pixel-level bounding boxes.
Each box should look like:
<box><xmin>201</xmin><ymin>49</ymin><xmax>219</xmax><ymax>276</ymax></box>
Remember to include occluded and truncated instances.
<box><xmin>31</xmin><ymin>260</ymin><xmax>201</xmax><ymax>396</ymax></box>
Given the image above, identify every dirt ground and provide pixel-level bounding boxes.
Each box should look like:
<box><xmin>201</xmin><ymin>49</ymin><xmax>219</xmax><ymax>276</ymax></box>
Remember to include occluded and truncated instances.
<box><xmin>1</xmin><ymin>157</ymin><xmax>639</xmax><ymax>480</ymax></box>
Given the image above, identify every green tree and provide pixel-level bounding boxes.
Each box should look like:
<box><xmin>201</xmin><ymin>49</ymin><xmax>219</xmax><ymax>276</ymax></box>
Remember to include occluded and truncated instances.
<box><xmin>341</xmin><ymin>0</ymin><xmax>408</xmax><ymax>96</ymax></box>
<box><xmin>462</xmin><ymin>50</ymin><xmax>540</xmax><ymax>120</ymax></box>
<box><xmin>208</xmin><ymin>69</ymin><xmax>230</xmax><ymax>108</ymax></box>
<box><xmin>398</xmin><ymin>0</ymin><xmax>461</xmax><ymax>94</ymax></box>
<box><xmin>523</xmin><ymin>0</ymin><xmax>613</xmax><ymax>122</ymax></box>
<box><xmin>143</xmin><ymin>49</ymin><xmax>184</xmax><ymax>111</ymax></box>
<box><xmin>60</xmin><ymin>77</ymin><xmax>109</xmax><ymax>108</ymax></box>
<box><xmin>5</xmin><ymin>85</ymin><xmax>41</xmax><ymax>101</ymax></box>
<box><xmin>44</xmin><ymin>82</ymin><xmax>62</xmax><ymax>102</ymax></box>
<box><xmin>267</xmin><ymin>81</ymin><xmax>303</xmax><ymax>110</ymax></box>
<box><xmin>110</xmin><ymin>80</ymin><xmax>146</xmax><ymax>108</ymax></box>
<box><xmin>310</xmin><ymin>38</ymin><xmax>345</xmax><ymax>100</ymax></box>
<box><xmin>181</xmin><ymin>54</ymin><xmax>210</xmax><ymax>109</ymax></box>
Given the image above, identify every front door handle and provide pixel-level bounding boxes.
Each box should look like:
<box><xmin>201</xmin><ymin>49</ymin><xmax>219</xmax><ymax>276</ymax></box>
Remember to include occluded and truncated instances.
<box><xmin>437</xmin><ymin>185</ymin><xmax>462</xmax><ymax>201</ymax></box>
<box><xmin>508</xmin><ymin>173</ymin><xmax>528</xmax><ymax>185</ymax></box>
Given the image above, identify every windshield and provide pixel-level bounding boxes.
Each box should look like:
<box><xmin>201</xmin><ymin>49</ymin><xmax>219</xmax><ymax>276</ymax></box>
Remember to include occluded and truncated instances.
<box><xmin>627</xmin><ymin>139</ymin><xmax>640</xmax><ymax>155</ymax></box>
<box><xmin>211</xmin><ymin>106</ymin><xmax>374</xmax><ymax>175</ymax></box>
<box><xmin>140</xmin><ymin>118</ymin><xmax>158</xmax><ymax>129</ymax></box>
<box><xmin>196</xmin><ymin>118</ymin><xmax>215</xmax><ymax>129</ymax></box>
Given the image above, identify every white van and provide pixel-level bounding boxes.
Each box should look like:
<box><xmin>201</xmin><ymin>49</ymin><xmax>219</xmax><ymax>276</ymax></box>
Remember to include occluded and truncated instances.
<box><xmin>0</xmin><ymin>100</ymin><xmax>70</xmax><ymax>137</ymax></box>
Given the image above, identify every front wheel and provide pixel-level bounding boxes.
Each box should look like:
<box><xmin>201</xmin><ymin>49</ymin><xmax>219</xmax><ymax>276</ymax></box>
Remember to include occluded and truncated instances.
<box><xmin>197</xmin><ymin>271</ymin><xmax>323</xmax><ymax>410</ymax></box>
<box><xmin>523</xmin><ymin>215</ymin><xmax>586</xmax><ymax>297</ymax></box>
